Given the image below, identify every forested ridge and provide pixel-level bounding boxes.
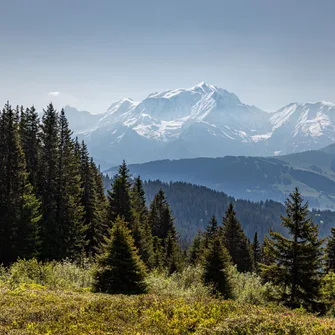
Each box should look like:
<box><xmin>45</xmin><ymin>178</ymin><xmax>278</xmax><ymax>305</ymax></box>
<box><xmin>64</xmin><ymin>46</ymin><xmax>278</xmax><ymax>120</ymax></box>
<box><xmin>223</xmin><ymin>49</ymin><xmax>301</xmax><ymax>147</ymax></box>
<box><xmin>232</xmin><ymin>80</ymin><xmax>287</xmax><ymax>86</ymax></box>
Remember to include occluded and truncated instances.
<box><xmin>3</xmin><ymin>102</ymin><xmax>335</xmax><ymax>329</ymax></box>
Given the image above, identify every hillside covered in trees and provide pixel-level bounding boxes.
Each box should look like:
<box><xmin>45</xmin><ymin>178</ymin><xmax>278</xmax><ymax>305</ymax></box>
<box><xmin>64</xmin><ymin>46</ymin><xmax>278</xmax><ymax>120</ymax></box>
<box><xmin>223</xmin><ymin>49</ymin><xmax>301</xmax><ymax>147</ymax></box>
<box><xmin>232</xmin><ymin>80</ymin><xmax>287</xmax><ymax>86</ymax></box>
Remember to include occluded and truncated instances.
<box><xmin>3</xmin><ymin>102</ymin><xmax>335</xmax><ymax>332</ymax></box>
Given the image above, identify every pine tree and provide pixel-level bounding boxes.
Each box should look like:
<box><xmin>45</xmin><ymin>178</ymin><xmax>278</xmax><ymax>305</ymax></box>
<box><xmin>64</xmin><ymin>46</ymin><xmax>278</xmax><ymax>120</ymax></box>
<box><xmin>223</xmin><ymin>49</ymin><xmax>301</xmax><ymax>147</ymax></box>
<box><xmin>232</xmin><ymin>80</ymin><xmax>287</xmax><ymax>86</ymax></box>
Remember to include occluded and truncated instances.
<box><xmin>57</xmin><ymin>109</ymin><xmax>86</xmax><ymax>259</ymax></box>
<box><xmin>93</xmin><ymin>217</ymin><xmax>147</xmax><ymax>294</ymax></box>
<box><xmin>148</xmin><ymin>189</ymin><xmax>181</xmax><ymax>272</ymax></box>
<box><xmin>326</xmin><ymin>227</ymin><xmax>335</xmax><ymax>272</ymax></box>
<box><xmin>0</xmin><ymin>103</ymin><xmax>41</xmax><ymax>264</ymax></box>
<box><xmin>189</xmin><ymin>230</ymin><xmax>203</xmax><ymax>266</ymax></box>
<box><xmin>38</xmin><ymin>103</ymin><xmax>60</xmax><ymax>260</ymax></box>
<box><xmin>107</xmin><ymin>160</ymin><xmax>133</xmax><ymax>225</ymax></box>
<box><xmin>148</xmin><ymin>189</ymin><xmax>174</xmax><ymax>240</ymax></box>
<box><xmin>130</xmin><ymin>176</ymin><xmax>155</xmax><ymax>269</ymax></box>
<box><xmin>204</xmin><ymin>215</ymin><xmax>218</xmax><ymax>248</ymax></box>
<box><xmin>252</xmin><ymin>232</ymin><xmax>261</xmax><ymax>273</ymax></box>
<box><xmin>260</xmin><ymin>188</ymin><xmax>324</xmax><ymax>311</ymax></box>
<box><xmin>131</xmin><ymin>176</ymin><xmax>148</xmax><ymax>222</ymax></box>
<box><xmin>222</xmin><ymin>203</ymin><xmax>254</xmax><ymax>273</ymax></box>
<box><xmin>19</xmin><ymin>106</ymin><xmax>40</xmax><ymax>189</ymax></box>
<box><xmin>203</xmin><ymin>234</ymin><xmax>232</xmax><ymax>297</ymax></box>
<box><xmin>79</xmin><ymin>141</ymin><xmax>107</xmax><ymax>256</ymax></box>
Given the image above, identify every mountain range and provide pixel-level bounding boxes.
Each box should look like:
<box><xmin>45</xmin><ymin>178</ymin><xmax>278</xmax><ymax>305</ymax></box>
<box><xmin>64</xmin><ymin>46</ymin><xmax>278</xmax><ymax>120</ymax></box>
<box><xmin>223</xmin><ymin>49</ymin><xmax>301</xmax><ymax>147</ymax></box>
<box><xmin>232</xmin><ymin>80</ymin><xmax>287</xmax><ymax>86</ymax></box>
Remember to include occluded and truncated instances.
<box><xmin>105</xmin><ymin>144</ymin><xmax>335</xmax><ymax>211</ymax></box>
<box><xmin>65</xmin><ymin>82</ymin><xmax>335</xmax><ymax>168</ymax></box>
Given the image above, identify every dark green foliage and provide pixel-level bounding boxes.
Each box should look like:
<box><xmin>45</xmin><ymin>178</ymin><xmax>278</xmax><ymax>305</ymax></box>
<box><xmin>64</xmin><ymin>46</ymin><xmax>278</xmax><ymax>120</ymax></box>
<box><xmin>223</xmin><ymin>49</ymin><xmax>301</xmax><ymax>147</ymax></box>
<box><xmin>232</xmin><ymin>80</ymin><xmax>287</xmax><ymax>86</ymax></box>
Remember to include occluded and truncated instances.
<box><xmin>93</xmin><ymin>217</ymin><xmax>147</xmax><ymax>294</ymax></box>
<box><xmin>38</xmin><ymin>103</ymin><xmax>60</xmax><ymax>260</ymax></box>
<box><xmin>79</xmin><ymin>142</ymin><xmax>107</xmax><ymax>256</ymax></box>
<box><xmin>252</xmin><ymin>232</ymin><xmax>261</xmax><ymax>273</ymax></box>
<box><xmin>261</xmin><ymin>188</ymin><xmax>324</xmax><ymax>311</ymax></box>
<box><xmin>107</xmin><ymin>161</ymin><xmax>133</xmax><ymax>225</ymax></box>
<box><xmin>222</xmin><ymin>203</ymin><xmax>254</xmax><ymax>273</ymax></box>
<box><xmin>0</xmin><ymin>103</ymin><xmax>41</xmax><ymax>264</ymax></box>
<box><xmin>326</xmin><ymin>227</ymin><xmax>335</xmax><ymax>272</ymax></box>
<box><xmin>19</xmin><ymin>106</ymin><xmax>40</xmax><ymax>189</ymax></box>
<box><xmin>148</xmin><ymin>189</ymin><xmax>182</xmax><ymax>272</ymax></box>
<box><xmin>57</xmin><ymin>109</ymin><xmax>86</xmax><ymax>259</ymax></box>
<box><xmin>204</xmin><ymin>215</ymin><xmax>218</xmax><ymax>248</ymax></box>
<box><xmin>131</xmin><ymin>176</ymin><xmax>148</xmax><ymax>223</ymax></box>
<box><xmin>203</xmin><ymin>234</ymin><xmax>232</xmax><ymax>297</ymax></box>
<box><xmin>148</xmin><ymin>189</ymin><xmax>174</xmax><ymax>240</ymax></box>
<box><xmin>189</xmin><ymin>231</ymin><xmax>203</xmax><ymax>265</ymax></box>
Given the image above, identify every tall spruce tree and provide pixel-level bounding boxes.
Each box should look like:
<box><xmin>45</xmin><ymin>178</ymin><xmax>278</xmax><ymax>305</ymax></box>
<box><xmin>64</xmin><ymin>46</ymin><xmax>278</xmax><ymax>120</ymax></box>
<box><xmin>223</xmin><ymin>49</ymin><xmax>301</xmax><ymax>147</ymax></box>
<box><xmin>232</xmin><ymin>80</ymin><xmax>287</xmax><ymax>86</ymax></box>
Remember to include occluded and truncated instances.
<box><xmin>57</xmin><ymin>109</ymin><xmax>86</xmax><ymax>259</ymax></box>
<box><xmin>131</xmin><ymin>176</ymin><xmax>155</xmax><ymax>269</ymax></box>
<box><xmin>107</xmin><ymin>160</ymin><xmax>133</xmax><ymax>225</ymax></box>
<box><xmin>38</xmin><ymin>103</ymin><xmax>60</xmax><ymax>260</ymax></box>
<box><xmin>260</xmin><ymin>188</ymin><xmax>324</xmax><ymax>311</ymax></box>
<box><xmin>252</xmin><ymin>232</ymin><xmax>261</xmax><ymax>273</ymax></box>
<box><xmin>189</xmin><ymin>230</ymin><xmax>203</xmax><ymax>266</ymax></box>
<box><xmin>204</xmin><ymin>215</ymin><xmax>218</xmax><ymax>248</ymax></box>
<box><xmin>221</xmin><ymin>203</ymin><xmax>254</xmax><ymax>273</ymax></box>
<box><xmin>149</xmin><ymin>189</ymin><xmax>181</xmax><ymax>272</ymax></box>
<box><xmin>0</xmin><ymin>103</ymin><xmax>41</xmax><ymax>264</ymax></box>
<box><xmin>19</xmin><ymin>106</ymin><xmax>40</xmax><ymax>189</ymax></box>
<box><xmin>93</xmin><ymin>216</ymin><xmax>147</xmax><ymax>294</ymax></box>
<box><xmin>203</xmin><ymin>233</ymin><xmax>232</xmax><ymax>297</ymax></box>
<box><xmin>326</xmin><ymin>227</ymin><xmax>335</xmax><ymax>272</ymax></box>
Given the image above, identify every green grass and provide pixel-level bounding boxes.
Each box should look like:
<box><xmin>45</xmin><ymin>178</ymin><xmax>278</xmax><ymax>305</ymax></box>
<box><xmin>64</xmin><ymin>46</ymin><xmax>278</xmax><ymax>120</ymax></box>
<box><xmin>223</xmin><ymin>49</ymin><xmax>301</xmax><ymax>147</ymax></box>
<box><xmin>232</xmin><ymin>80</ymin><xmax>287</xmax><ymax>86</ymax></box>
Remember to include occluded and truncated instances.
<box><xmin>1</xmin><ymin>284</ymin><xmax>335</xmax><ymax>334</ymax></box>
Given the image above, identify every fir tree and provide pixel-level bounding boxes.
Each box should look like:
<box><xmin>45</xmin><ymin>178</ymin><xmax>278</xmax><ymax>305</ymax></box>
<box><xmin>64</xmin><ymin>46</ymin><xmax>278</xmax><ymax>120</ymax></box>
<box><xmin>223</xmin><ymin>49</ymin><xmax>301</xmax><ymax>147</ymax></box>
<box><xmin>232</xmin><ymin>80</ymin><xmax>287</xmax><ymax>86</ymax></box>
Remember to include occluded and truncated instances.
<box><xmin>260</xmin><ymin>188</ymin><xmax>324</xmax><ymax>311</ymax></box>
<box><xmin>57</xmin><ymin>109</ymin><xmax>86</xmax><ymax>259</ymax></box>
<box><xmin>326</xmin><ymin>227</ymin><xmax>335</xmax><ymax>272</ymax></box>
<box><xmin>189</xmin><ymin>230</ymin><xmax>203</xmax><ymax>265</ymax></box>
<box><xmin>19</xmin><ymin>106</ymin><xmax>40</xmax><ymax>189</ymax></box>
<box><xmin>38</xmin><ymin>103</ymin><xmax>60</xmax><ymax>260</ymax></box>
<box><xmin>222</xmin><ymin>203</ymin><xmax>254</xmax><ymax>273</ymax></box>
<box><xmin>131</xmin><ymin>176</ymin><xmax>148</xmax><ymax>222</ymax></box>
<box><xmin>148</xmin><ymin>189</ymin><xmax>174</xmax><ymax>240</ymax></box>
<box><xmin>204</xmin><ymin>215</ymin><xmax>218</xmax><ymax>248</ymax></box>
<box><xmin>203</xmin><ymin>234</ymin><xmax>231</xmax><ymax>297</ymax></box>
<box><xmin>93</xmin><ymin>217</ymin><xmax>147</xmax><ymax>294</ymax></box>
<box><xmin>0</xmin><ymin>103</ymin><xmax>41</xmax><ymax>264</ymax></box>
<box><xmin>107</xmin><ymin>160</ymin><xmax>133</xmax><ymax>225</ymax></box>
<box><xmin>252</xmin><ymin>232</ymin><xmax>261</xmax><ymax>273</ymax></box>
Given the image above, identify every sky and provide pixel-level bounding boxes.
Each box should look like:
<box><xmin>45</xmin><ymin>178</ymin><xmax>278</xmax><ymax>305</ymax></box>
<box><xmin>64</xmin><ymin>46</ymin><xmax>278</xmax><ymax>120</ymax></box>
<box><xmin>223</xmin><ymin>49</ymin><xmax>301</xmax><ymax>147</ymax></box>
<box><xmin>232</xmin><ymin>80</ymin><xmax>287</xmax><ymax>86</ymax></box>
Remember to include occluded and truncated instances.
<box><xmin>1</xmin><ymin>0</ymin><xmax>335</xmax><ymax>113</ymax></box>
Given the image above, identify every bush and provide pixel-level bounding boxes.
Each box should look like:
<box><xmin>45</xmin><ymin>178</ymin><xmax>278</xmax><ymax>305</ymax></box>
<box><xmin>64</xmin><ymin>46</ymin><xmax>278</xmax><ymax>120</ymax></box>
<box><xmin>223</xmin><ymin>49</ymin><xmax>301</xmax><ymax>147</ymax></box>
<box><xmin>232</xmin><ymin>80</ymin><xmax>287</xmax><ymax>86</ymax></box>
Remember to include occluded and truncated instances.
<box><xmin>0</xmin><ymin>258</ymin><xmax>94</xmax><ymax>291</ymax></box>
<box><xmin>146</xmin><ymin>265</ymin><xmax>212</xmax><ymax>299</ymax></box>
<box><xmin>226</xmin><ymin>265</ymin><xmax>278</xmax><ymax>305</ymax></box>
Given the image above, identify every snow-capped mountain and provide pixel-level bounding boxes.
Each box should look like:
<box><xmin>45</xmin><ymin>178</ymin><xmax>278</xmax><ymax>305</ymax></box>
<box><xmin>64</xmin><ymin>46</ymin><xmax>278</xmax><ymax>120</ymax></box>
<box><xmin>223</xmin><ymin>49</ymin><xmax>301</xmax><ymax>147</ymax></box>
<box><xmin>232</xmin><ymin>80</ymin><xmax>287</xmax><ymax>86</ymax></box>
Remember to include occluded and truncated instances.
<box><xmin>64</xmin><ymin>83</ymin><xmax>335</xmax><ymax>168</ymax></box>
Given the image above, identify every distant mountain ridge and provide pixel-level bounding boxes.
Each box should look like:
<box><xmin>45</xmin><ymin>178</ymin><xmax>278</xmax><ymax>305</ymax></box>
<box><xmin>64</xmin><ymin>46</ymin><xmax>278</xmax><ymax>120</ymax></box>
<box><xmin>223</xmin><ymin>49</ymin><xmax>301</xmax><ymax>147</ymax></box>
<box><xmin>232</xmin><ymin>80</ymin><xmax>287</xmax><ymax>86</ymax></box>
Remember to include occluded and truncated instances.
<box><xmin>65</xmin><ymin>83</ymin><xmax>335</xmax><ymax>168</ymax></box>
<box><xmin>105</xmin><ymin>144</ymin><xmax>335</xmax><ymax>210</ymax></box>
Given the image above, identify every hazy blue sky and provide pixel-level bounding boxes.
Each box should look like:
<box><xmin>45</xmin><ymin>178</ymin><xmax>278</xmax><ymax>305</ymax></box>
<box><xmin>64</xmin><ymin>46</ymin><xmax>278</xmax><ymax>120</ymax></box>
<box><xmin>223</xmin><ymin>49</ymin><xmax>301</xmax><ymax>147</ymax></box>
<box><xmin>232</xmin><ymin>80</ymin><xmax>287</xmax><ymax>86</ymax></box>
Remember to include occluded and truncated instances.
<box><xmin>1</xmin><ymin>0</ymin><xmax>335</xmax><ymax>112</ymax></box>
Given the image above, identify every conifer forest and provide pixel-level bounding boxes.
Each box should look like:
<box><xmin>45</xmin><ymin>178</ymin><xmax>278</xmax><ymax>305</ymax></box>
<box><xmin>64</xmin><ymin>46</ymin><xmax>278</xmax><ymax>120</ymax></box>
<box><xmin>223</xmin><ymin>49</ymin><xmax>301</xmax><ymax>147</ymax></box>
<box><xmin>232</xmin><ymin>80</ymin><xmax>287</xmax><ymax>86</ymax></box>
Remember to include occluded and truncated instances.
<box><xmin>3</xmin><ymin>102</ymin><xmax>335</xmax><ymax>334</ymax></box>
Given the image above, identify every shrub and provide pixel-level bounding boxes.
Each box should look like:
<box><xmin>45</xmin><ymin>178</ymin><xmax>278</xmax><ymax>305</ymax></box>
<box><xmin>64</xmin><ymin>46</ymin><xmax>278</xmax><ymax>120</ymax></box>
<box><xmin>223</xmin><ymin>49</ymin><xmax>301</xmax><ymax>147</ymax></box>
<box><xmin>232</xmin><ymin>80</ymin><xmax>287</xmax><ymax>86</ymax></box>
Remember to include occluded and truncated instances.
<box><xmin>226</xmin><ymin>265</ymin><xmax>278</xmax><ymax>305</ymax></box>
<box><xmin>0</xmin><ymin>258</ymin><xmax>93</xmax><ymax>291</ymax></box>
<box><xmin>146</xmin><ymin>265</ymin><xmax>212</xmax><ymax>299</ymax></box>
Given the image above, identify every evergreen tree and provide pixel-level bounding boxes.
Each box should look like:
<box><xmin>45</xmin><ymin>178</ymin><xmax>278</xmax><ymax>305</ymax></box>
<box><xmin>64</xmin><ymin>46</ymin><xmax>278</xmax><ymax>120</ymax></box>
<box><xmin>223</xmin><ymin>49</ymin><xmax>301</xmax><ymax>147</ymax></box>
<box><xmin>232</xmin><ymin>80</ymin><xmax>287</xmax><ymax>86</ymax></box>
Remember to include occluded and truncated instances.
<box><xmin>57</xmin><ymin>109</ymin><xmax>86</xmax><ymax>259</ymax></box>
<box><xmin>203</xmin><ymin>234</ymin><xmax>231</xmax><ymax>297</ymax></box>
<box><xmin>252</xmin><ymin>232</ymin><xmax>261</xmax><ymax>273</ymax></box>
<box><xmin>0</xmin><ymin>103</ymin><xmax>41</xmax><ymax>264</ymax></box>
<box><xmin>204</xmin><ymin>215</ymin><xmax>218</xmax><ymax>248</ymax></box>
<box><xmin>260</xmin><ymin>188</ymin><xmax>324</xmax><ymax>311</ymax></box>
<box><xmin>38</xmin><ymin>103</ymin><xmax>60</xmax><ymax>260</ymax></box>
<box><xmin>164</xmin><ymin>229</ymin><xmax>181</xmax><ymax>274</ymax></box>
<box><xmin>131</xmin><ymin>176</ymin><xmax>148</xmax><ymax>222</ymax></box>
<box><xmin>189</xmin><ymin>230</ymin><xmax>203</xmax><ymax>266</ymax></box>
<box><xmin>222</xmin><ymin>203</ymin><xmax>254</xmax><ymax>273</ymax></box>
<box><xmin>130</xmin><ymin>176</ymin><xmax>155</xmax><ymax>269</ymax></box>
<box><xmin>19</xmin><ymin>106</ymin><xmax>40</xmax><ymax>189</ymax></box>
<box><xmin>93</xmin><ymin>217</ymin><xmax>147</xmax><ymax>294</ymax></box>
<box><xmin>107</xmin><ymin>160</ymin><xmax>133</xmax><ymax>225</ymax></box>
<box><xmin>79</xmin><ymin>142</ymin><xmax>107</xmax><ymax>256</ymax></box>
<box><xmin>148</xmin><ymin>189</ymin><xmax>174</xmax><ymax>240</ymax></box>
<box><xmin>326</xmin><ymin>227</ymin><xmax>335</xmax><ymax>272</ymax></box>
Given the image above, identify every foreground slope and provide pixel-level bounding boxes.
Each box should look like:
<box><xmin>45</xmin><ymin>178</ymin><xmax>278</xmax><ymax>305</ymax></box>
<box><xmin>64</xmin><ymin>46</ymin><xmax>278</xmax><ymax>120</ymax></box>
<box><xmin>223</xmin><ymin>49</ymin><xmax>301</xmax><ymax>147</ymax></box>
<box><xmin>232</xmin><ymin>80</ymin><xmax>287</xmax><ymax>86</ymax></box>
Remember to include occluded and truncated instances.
<box><xmin>2</xmin><ymin>286</ymin><xmax>335</xmax><ymax>334</ymax></box>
